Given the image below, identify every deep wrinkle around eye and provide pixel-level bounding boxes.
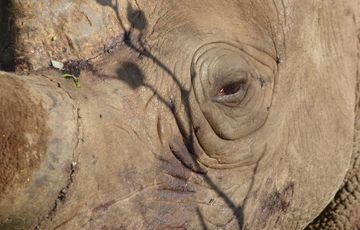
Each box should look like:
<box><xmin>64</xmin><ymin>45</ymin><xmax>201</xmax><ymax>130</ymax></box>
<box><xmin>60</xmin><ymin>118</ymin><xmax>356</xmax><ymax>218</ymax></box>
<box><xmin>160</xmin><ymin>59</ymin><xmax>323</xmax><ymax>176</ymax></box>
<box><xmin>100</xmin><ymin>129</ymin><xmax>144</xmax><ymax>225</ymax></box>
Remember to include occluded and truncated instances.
<box><xmin>191</xmin><ymin>41</ymin><xmax>275</xmax><ymax>139</ymax></box>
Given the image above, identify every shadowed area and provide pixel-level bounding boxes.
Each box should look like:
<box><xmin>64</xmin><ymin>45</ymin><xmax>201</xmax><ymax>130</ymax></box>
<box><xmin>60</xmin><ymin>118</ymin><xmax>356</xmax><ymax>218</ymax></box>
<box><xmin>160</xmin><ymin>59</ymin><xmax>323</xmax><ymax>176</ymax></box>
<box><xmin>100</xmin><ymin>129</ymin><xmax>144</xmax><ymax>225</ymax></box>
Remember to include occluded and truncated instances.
<box><xmin>94</xmin><ymin>1</ymin><xmax>251</xmax><ymax>228</ymax></box>
<box><xmin>116</xmin><ymin>62</ymin><xmax>145</xmax><ymax>89</ymax></box>
<box><xmin>0</xmin><ymin>0</ymin><xmax>15</xmax><ymax>71</ymax></box>
<box><xmin>126</xmin><ymin>4</ymin><xmax>147</xmax><ymax>31</ymax></box>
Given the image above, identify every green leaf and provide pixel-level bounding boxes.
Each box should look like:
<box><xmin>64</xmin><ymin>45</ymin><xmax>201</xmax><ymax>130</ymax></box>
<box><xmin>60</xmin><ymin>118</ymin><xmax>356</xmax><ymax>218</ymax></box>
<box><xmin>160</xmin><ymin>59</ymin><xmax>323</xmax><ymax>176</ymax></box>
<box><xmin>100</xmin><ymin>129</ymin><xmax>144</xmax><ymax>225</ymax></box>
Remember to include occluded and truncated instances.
<box><xmin>74</xmin><ymin>78</ymin><xmax>81</xmax><ymax>88</ymax></box>
<box><xmin>63</xmin><ymin>74</ymin><xmax>81</xmax><ymax>88</ymax></box>
<box><xmin>63</xmin><ymin>73</ymin><xmax>75</xmax><ymax>79</ymax></box>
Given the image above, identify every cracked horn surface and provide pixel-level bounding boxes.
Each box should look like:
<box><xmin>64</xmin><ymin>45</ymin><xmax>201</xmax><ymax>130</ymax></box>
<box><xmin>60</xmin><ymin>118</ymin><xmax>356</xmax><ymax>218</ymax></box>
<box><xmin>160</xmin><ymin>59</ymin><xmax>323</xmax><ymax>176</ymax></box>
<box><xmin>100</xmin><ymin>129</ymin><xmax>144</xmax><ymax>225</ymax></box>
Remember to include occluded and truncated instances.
<box><xmin>0</xmin><ymin>72</ymin><xmax>77</xmax><ymax>229</ymax></box>
<box><xmin>10</xmin><ymin>0</ymin><xmax>128</xmax><ymax>71</ymax></box>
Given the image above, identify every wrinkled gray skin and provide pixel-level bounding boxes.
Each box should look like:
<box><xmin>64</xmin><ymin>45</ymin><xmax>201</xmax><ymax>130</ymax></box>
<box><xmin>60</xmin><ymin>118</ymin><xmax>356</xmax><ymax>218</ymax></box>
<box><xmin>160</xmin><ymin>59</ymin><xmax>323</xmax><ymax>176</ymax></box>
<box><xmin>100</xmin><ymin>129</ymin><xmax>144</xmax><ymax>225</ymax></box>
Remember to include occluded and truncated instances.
<box><xmin>0</xmin><ymin>0</ymin><xmax>359</xmax><ymax>229</ymax></box>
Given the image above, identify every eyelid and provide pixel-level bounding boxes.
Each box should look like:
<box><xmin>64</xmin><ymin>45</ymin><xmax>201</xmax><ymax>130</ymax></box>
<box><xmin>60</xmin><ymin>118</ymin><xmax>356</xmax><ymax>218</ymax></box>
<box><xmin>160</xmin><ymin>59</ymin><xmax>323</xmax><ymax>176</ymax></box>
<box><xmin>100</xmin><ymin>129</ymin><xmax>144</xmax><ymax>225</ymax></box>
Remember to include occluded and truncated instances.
<box><xmin>211</xmin><ymin>71</ymin><xmax>251</xmax><ymax>105</ymax></box>
<box><xmin>212</xmin><ymin>90</ymin><xmax>246</xmax><ymax>102</ymax></box>
<box><xmin>217</xmin><ymin>79</ymin><xmax>247</xmax><ymax>96</ymax></box>
<box><xmin>212</xmin><ymin>71</ymin><xmax>249</xmax><ymax>91</ymax></box>
<box><xmin>212</xmin><ymin>81</ymin><xmax>249</xmax><ymax>106</ymax></box>
<box><xmin>191</xmin><ymin>42</ymin><xmax>274</xmax><ymax>140</ymax></box>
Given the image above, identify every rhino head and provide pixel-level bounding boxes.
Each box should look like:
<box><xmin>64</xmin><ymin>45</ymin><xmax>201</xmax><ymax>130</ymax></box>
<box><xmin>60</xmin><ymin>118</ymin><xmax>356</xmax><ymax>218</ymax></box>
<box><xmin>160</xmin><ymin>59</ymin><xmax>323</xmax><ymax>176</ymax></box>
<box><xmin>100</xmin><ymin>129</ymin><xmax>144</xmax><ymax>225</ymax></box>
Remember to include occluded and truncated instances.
<box><xmin>0</xmin><ymin>0</ymin><xmax>358</xmax><ymax>229</ymax></box>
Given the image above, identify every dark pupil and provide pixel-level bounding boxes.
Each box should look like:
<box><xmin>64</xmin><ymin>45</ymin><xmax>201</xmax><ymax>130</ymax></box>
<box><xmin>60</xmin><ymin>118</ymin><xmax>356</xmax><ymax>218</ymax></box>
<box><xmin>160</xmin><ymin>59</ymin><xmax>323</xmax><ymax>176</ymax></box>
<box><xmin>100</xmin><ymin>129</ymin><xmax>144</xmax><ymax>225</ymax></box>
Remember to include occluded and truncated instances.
<box><xmin>218</xmin><ymin>81</ymin><xmax>244</xmax><ymax>96</ymax></box>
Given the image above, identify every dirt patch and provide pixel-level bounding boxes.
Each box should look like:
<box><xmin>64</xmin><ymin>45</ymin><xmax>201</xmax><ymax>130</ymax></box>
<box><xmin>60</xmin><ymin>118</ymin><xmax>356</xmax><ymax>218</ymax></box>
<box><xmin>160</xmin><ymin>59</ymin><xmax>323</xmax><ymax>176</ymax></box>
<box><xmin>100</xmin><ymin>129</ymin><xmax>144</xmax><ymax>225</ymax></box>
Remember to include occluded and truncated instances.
<box><xmin>0</xmin><ymin>76</ymin><xmax>49</xmax><ymax>197</ymax></box>
<box><xmin>62</xmin><ymin>59</ymin><xmax>94</xmax><ymax>77</ymax></box>
<box><xmin>258</xmin><ymin>182</ymin><xmax>295</xmax><ymax>225</ymax></box>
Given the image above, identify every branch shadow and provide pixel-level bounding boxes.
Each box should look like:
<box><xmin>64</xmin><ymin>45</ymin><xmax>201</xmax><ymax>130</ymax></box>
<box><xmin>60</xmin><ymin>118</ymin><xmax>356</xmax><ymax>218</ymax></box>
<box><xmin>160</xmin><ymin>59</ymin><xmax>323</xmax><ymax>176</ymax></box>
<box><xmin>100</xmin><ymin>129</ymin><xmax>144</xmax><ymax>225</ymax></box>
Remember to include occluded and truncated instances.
<box><xmin>197</xmin><ymin>207</ymin><xmax>209</xmax><ymax>230</ymax></box>
<box><xmin>95</xmin><ymin>1</ymin><xmax>261</xmax><ymax>229</ymax></box>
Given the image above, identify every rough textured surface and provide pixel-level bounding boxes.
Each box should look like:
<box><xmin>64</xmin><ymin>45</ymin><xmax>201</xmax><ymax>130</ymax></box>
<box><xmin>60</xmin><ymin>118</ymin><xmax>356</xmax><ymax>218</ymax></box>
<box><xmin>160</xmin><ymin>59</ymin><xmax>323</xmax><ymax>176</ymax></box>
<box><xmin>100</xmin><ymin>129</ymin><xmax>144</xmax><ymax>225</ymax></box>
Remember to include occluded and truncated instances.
<box><xmin>306</xmin><ymin>83</ymin><xmax>360</xmax><ymax>229</ymax></box>
<box><xmin>0</xmin><ymin>76</ymin><xmax>48</xmax><ymax>196</ymax></box>
<box><xmin>0</xmin><ymin>72</ymin><xmax>78</xmax><ymax>229</ymax></box>
<box><xmin>306</xmin><ymin>11</ymin><xmax>360</xmax><ymax>230</ymax></box>
<box><xmin>0</xmin><ymin>0</ymin><xmax>359</xmax><ymax>229</ymax></box>
<box><xmin>10</xmin><ymin>0</ymin><xmax>130</xmax><ymax>72</ymax></box>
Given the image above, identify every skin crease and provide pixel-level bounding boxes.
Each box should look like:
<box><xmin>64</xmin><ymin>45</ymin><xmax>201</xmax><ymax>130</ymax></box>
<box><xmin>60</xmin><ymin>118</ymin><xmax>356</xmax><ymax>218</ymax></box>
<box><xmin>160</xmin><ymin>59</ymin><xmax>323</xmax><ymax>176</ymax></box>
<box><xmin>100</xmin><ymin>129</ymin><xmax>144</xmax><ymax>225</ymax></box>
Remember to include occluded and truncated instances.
<box><xmin>0</xmin><ymin>0</ymin><xmax>358</xmax><ymax>229</ymax></box>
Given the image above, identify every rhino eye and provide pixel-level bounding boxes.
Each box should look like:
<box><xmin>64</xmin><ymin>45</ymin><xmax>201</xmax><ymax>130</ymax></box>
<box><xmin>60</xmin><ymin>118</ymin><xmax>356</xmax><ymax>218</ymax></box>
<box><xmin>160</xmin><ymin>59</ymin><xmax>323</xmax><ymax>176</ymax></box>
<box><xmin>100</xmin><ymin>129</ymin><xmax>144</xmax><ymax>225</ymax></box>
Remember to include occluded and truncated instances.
<box><xmin>218</xmin><ymin>80</ymin><xmax>245</xmax><ymax>96</ymax></box>
<box><xmin>191</xmin><ymin>42</ymin><xmax>275</xmax><ymax>140</ymax></box>
<box><xmin>212</xmin><ymin>78</ymin><xmax>249</xmax><ymax>106</ymax></box>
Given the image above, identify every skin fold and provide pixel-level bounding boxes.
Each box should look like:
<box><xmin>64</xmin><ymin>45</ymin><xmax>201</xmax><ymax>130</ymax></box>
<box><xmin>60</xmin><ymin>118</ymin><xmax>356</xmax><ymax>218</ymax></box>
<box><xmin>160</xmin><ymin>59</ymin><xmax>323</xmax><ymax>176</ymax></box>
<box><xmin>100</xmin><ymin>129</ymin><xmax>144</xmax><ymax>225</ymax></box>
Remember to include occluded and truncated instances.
<box><xmin>0</xmin><ymin>0</ymin><xmax>359</xmax><ymax>229</ymax></box>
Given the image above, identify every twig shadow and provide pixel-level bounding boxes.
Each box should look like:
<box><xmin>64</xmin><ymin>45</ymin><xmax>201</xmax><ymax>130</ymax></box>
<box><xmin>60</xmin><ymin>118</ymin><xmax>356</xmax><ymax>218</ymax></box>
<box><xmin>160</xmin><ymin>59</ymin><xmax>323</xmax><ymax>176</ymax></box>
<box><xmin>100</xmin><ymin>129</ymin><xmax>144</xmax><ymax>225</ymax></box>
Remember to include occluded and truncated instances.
<box><xmin>94</xmin><ymin>1</ymin><xmax>262</xmax><ymax>228</ymax></box>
